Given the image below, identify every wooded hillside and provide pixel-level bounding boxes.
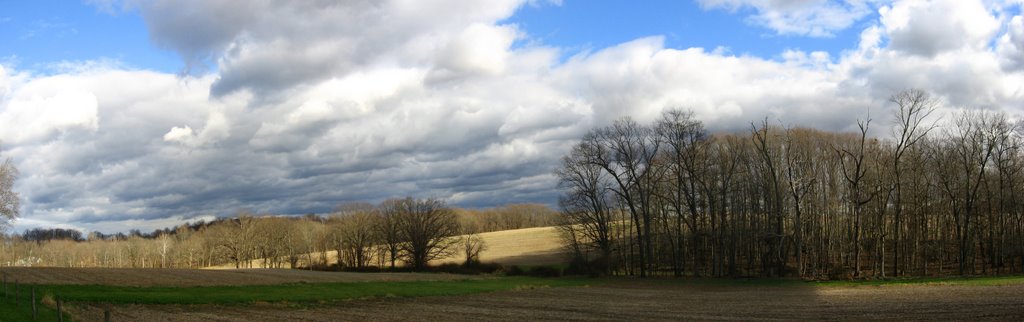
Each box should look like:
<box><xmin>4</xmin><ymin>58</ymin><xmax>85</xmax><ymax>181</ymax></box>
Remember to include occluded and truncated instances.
<box><xmin>558</xmin><ymin>90</ymin><xmax>1024</xmax><ymax>278</ymax></box>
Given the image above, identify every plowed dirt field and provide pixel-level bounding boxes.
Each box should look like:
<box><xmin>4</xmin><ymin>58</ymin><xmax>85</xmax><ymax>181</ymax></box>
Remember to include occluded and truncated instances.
<box><xmin>65</xmin><ymin>278</ymin><xmax>1024</xmax><ymax>321</ymax></box>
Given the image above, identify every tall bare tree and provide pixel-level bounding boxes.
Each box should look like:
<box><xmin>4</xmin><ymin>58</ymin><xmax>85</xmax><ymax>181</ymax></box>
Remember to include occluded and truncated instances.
<box><xmin>655</xmin><ymin>109</ymin><xmax>709</xmax><ymax>276</ymax></box>
<box><xmin>556</xmin><ymin>136</ymin><xmax>615</xmax><ymax>273</ymax></box>
<box><xmin>782</xmin><ymin>127</ymin><xmax>816</xmax><ymax>276</ymax></box>
<box><xmin>589</xmin><ymin>118</ymin><xmax>662</xmax><ymax>277</ymax></box>
<box><xmin>887</xmin><ymin>89</ymin><xmax>937</xmax><ymax>276</ymax></box>
<box><xmin>937</xmin><ymin>111</ymin><xmax>1001</xmax><ymax>275</ymax></box>
<box><xmin>751</xmin><ymin>119</ymin><xmax>787</xmax><ymax>276</ymax></box>
<box><xmin>0</xmin><ymin>154</ymin><xmax>19</xmax><ymax>231</ymax></box>
<box><xmin>835</xmin><ymin>119</ymin><xmax>875</xmax><ymax>277</ymax></box>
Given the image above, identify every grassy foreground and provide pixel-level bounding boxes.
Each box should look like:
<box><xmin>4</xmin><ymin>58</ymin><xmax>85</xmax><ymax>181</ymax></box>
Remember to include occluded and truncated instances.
<box><xmin>0</xmin><ymin>276</ymin><xmax>589</xmax><ymax>321</ymax></box>
<box><xmin>2</xmin><ymin>273</ymin><xmax>1022</xmax><ymax>321</ymax></box>
<box><xmin>31</xmin><ymin>276</ymin><xmax>592</xmax><ymax>305</ymax></box>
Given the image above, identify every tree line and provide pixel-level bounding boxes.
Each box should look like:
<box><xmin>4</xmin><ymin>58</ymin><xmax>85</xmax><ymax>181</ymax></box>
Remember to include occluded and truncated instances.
<box><xmin>0</xmin><ymin>201</ymin><xmax>557</xmax><ymax>269</ymax></box>
<box><xmin>557</xmin><ymin>90</ymin><xmax>1024</xmax><ymax>278</ymax></box>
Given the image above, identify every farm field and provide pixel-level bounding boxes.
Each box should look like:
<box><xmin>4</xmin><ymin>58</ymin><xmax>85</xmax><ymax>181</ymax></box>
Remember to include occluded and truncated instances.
<box><xmin>207</xmin><ymin>225</ymin><xmax>567</xmax><ymax>269</ymax></box>
<box><xmin>2</xmin><ymin>268</ymin><xmax>1023</xmax><ymax>321</ymax></box>
<box><xmin>71</xmin><ymin>278</ymin><xmax>1024</xmax><ymax>321</ymax></box>
<box><xmin>431</xmin><ymin>226</ymin><xmax>565</xmax><ymax>266</ymax></box>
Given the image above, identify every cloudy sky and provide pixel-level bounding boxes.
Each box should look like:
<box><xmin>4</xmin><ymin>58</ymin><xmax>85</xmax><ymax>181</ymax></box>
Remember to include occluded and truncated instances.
<box><xmin>1</xmin><ymin>0</ymin><xmax>1022</xmax><ymax>233</ymax></box>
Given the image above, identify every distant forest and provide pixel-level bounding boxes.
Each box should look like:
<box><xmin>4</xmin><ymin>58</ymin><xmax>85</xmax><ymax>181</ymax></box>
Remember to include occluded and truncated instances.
<box><xmin>558</xmin><ymin>90</ymin><xmax>1024</xmax><ymax>278</ymax></box>
<box><xmin>0</xmin><ymin>202</ymin><xmax>556</xmax><ymax>269</ymax></box>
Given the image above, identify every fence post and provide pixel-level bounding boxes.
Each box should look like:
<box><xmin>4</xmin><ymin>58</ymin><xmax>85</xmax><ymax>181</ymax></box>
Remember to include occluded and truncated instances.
<box><xmin>56</xmin><ymin>296</ymin><xmax>63</xmax><ymax>322</ymax></box>
<box><xmin>104</xmin><ymin>310</ymin><xmax>111</xmax><ymax>322</ymax></box>
<box><xmin>32</xmin><ymin>286</ymin><xmax>37</xmax><ymax>321</ymax></box>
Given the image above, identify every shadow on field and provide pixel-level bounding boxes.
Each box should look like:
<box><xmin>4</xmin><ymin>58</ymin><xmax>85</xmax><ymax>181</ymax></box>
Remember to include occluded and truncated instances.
<box><xmin>485</xmin><ymin>249</ymin><xmax>566</xmax><ymax>266</ymax></box>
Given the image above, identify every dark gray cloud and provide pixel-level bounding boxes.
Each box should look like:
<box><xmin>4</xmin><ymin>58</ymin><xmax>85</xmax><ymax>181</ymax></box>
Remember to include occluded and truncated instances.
<box><xmin>127</xmin><ymin>0</ymin><xmax>527</xmax><ymax>98</ymax></box>
<box><xmin>137</xmin><ymin>0</ymin><xmax>256</xmax><ymax>73</ymax></box>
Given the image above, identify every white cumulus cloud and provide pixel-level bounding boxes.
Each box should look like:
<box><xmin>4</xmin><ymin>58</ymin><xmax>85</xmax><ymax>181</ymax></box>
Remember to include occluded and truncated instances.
<box><xmin>880</xmin><ymin>0</ymin><xmax>1000</xmax><ymax>57</ymax></box>
<box><xmin>0</xmin><ymin>85</ymin><xmax>99</xmax><ymax>145</ymax></box>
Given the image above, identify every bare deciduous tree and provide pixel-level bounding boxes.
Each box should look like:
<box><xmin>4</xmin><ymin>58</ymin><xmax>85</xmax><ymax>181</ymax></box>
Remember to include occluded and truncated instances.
<box><xmin>330</xmin><ymin>209</ymin><xmax>377</xmax><ymax>268</ymax></box>
<box><xmin>888</xmin><ymin>89</ymin><xmax>938</xmax><ymax>276</ymax></box>
<box><xmin>589</xmin><ymin>118</ymin><xmax>662</xmax><ymax>277</ymax></box>
<box><xmin>376</xmin><ymin>199</ymin><xmax>405</xmax><ymax>269</ymax></box>
<box><xmin>835</xmin><ymin>119</ymin><xmax>875</xmax><ymax>277</ymax></box>
<box><xmin>393</xmin><ymin>197</ymin><xmax>461</xmax><ymax>270</ymax></box>
<box><xmin>463</xmin><ymin>234</ymin><xmax>487</xmax><ymax>265</ymax></box>
<box><xmin>556</xmin><ymin>135</ymin><xmax>615</xmax><ymax>273</ymax></box>
<box><xmin>0</xmin><ymin>155</ymin><xmax>19</xmax><ymax>231</ymax></box>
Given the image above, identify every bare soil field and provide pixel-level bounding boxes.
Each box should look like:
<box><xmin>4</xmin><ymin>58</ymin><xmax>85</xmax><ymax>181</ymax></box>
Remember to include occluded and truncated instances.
<box><xmin>68</xmin><ymin>279</ymin><xmax>1024</xmax><ymax>321</ymax></box>
<box><xmin>0</xmin><ymin>267</ymin><xmax>471</xmax><ymax>287</ymax></box>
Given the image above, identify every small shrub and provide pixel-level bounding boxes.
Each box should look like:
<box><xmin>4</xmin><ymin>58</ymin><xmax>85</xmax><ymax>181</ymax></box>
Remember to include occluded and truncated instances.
<box><xmin>564</xmin><ymin>257</ymin><xmax>607</xmax><ymax>277</ymax></box>
<box><xmin>382</xmin><ymin>266</ymin><xmax>415</xmax><ymax>273</ymax></box>
<box><xmin>528</xmin><ymin>265</ymin><xmax>563</xmax><ymax>278</ymax></box>
<box><xmin>433</xmin><ymin>263</ymin><xmax>475</xmax><ymax>275</ymax></box>
<box><xmin>462</xmin><ymin>260</ymin><xmax>504</xmax><ymax>274</ymax></box>
<box><xmin>342</xmin><ymin>266</ymin><xmax>384</xmax><ymax>273</ymax></box>
<box><xmin>780</xmin><ymin>265</ymin><xmax>799</xmax><ymax>278</ymax></box>
<box><xmin>506</xmin><ymin>265</ymin><xmax>525</xmax><ymax>276</ymax></box>
<box><xmin>829</xmin><ymin>264</ymin><xmax>852</xmax><ymax>280</ymax></box>
<box><xmin>431</xmin><ymin>261</ymin><xmax>505</xmax><ymax>275</ymax></box>
<box><xmin>473</xmin><ymin>262</ymin><xmax>504</xmax><ymax>274</ymax></box>
<box><xmin>41</xmin><ymin>293</ymin><xmax>56</xmax><ymax>307</ymax></box>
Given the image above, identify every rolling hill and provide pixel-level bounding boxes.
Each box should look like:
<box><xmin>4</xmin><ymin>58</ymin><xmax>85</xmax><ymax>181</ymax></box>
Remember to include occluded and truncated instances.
<box><xmin>207</xmin><ymin>225</ymin><xmax>567</xmax><ymax>269</ymax></box>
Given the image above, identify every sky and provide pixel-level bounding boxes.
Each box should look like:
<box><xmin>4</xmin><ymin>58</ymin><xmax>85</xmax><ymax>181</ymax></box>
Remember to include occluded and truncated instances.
<box><xmin>1</xmin><ymin>0</ymin><xmax>1023</xmax><ymax>234</ymax></box>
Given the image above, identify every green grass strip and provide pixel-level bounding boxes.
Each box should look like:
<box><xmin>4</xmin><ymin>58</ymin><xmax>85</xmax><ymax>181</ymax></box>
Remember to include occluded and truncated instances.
<box><xmin>0</xmin><ymin>292</ymin><xmax>71</xmax><ymax>322</ymax></box>
<box><xmin>814</xmin><ymin>275</ymin><xmax>1024</xmax><ymax>287</ymax></box>
<box><xmin>599</xmin><ymin>274</ymin><xmax>1024</xmax><ymax>288</ymax></box>
<box><xmin>0</xmin><ymin>304</ymin><xmax>68</xmax><ymax>322</ymax></box>
<box><xmin>35</xmin><ymin>277</ymin><xmax>593</xmax><ymax>305</ymax></box>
